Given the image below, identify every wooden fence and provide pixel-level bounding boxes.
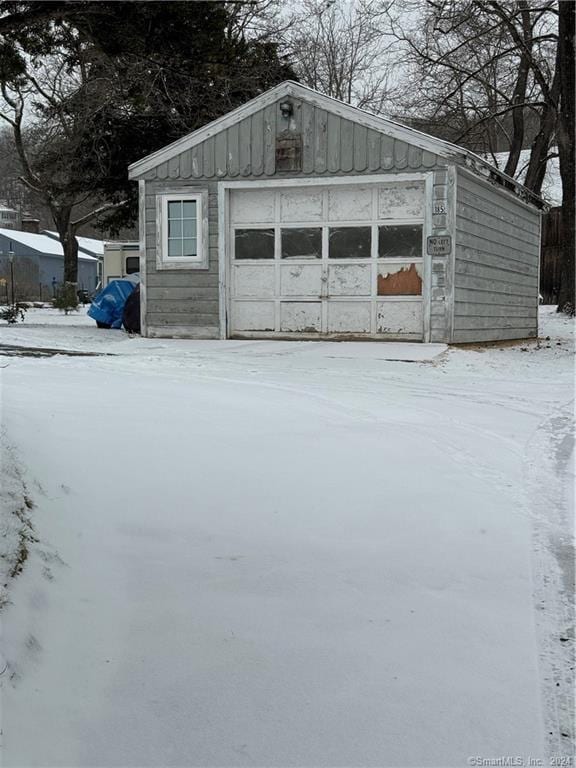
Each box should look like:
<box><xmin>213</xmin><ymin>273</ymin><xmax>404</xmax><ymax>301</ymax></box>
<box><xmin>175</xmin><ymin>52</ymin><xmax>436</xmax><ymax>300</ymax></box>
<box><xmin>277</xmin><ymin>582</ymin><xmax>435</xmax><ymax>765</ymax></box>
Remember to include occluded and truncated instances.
<box><xmin>0</xmin><ymin>255</ymin><xmax>46</xmax><ymax>303</ymax></box>
<box><xmin>540</xmin><ymin>206</ymin><xmax>562</xmax><ymax>305</ymax></box>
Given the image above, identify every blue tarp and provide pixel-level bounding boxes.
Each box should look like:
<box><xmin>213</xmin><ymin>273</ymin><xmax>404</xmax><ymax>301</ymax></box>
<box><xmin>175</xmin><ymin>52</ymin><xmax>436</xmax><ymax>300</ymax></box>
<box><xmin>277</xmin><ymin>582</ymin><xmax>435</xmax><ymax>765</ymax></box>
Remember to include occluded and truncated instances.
<box><xmin>88</xmin><ymin>279</ymin><xmax>137</xmax><ymax>329</ymax></box>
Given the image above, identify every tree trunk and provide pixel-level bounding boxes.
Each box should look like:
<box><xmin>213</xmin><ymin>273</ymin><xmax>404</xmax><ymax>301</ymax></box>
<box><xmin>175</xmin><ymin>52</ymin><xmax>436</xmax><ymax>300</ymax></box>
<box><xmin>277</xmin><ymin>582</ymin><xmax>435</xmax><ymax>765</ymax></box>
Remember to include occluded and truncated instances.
<box><xmin>53</xmin><ymin>207</ymin><xmax>79</xmax><ymax>286</ymax></box>
<box><xmin>556</xmin><ymin>0</ymin><xmax>575</xmax><ymax>314</ymax></box>
<box><xmin>524</xmin><ymin>66</ymin><xmax>560</xmax><ymax>196</ymax></box>
<box><xmin>504</xmin><ymin>3</ymin><xmax>531</xmax><ymax>178</ymax></box>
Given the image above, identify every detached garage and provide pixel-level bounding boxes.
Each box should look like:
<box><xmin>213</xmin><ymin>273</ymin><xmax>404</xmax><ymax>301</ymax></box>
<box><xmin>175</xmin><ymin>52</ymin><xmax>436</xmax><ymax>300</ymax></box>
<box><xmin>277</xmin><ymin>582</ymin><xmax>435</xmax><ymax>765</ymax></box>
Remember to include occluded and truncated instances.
<box><xmin>129</xmin><ymin>81</ymin><xmax>544</xmax><ymax>343</ymax></box>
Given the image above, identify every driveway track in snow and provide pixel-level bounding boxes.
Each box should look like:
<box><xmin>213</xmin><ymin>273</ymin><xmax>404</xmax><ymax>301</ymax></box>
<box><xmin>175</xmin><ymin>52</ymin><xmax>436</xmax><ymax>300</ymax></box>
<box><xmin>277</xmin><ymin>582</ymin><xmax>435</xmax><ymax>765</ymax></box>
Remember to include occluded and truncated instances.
<box><xmin>0</xmin><ymin>307</ymin><xmax>573</xmax><ymax>766</ymax></box>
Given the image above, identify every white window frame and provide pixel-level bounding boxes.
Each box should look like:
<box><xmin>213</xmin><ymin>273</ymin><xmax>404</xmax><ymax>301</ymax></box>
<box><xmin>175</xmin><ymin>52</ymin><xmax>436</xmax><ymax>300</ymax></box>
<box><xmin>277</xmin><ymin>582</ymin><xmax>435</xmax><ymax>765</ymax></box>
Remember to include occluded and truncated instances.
<box><xmin>156</xmin><ymin>190</ymin><xmax>209</xmax><ymax>270</ymax></box>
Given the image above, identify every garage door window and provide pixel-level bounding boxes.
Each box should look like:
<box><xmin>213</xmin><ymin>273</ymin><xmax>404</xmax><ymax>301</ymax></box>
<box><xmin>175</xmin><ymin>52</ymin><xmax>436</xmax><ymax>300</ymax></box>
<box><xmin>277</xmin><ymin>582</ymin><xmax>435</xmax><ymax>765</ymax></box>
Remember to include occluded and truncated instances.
<box><xmin>157</xmin><ymin>190</ymin><xmax>208</xmax><ymax>270</ymax></box>
<box><xmin>281</xmin><ymin>228</ymin><xmax>322</xmax><ymax>259</ymax></box>
<box><xmin>235</xmin><ymin>229</ymin><xmax>275</xmax><ymax>259</ymax></box>
<box><xmin>329</xmin><ymin>227</ymin><xmax>371</xmax><ymax>259</ymax></box>
<box><xmin>378</xmin><ymin>225</ymin><xmax>422</xmax><ymax>258</ymax></box>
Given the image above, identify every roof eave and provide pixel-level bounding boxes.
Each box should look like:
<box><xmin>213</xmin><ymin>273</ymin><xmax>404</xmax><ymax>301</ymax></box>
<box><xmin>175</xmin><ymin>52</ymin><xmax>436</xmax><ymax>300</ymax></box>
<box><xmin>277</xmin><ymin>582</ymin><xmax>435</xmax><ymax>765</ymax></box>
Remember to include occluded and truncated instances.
<box><xmin>457</xmin><ymin>151</ymin><xmax>546</xmax><ymax>209</ymax></box>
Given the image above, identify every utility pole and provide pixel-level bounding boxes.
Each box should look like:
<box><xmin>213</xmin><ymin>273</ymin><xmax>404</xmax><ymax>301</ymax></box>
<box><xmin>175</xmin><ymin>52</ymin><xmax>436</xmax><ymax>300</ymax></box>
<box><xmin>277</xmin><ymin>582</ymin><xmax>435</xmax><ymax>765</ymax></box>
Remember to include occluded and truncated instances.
<box><xmin>8</xmin><ymin>248</ymin><xmax>15</xmax><ymax>305</ymax></box>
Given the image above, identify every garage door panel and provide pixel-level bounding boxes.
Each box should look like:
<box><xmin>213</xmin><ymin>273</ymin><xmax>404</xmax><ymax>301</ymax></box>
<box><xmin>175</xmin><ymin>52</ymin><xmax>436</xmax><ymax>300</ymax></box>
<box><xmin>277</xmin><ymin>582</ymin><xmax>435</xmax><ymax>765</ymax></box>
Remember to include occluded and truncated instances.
<box><xmin>233</xmin><ymin>302</ymin><xmax>275</xmax><ymax>331</ymax></box>
<box><xmin>378</xmin><ymin>183</ymin><xmax>424</xmax><ymax>220</ymax></box>
<box><xmin>328</xmin><ymin>264</ymin><xmax>372</xmax><ymax>296</ymax></box>
<box><xmin>234</xmin><ymin>265</ymin><xmax>275</xmax><ymax>297</ymax></box>
<box><xmin>327</xmin><ymin>301</ymin><xmax>371</xmax><ymax>333</ymax></box>
<box><xmin>279</xmin><ymin>189</ymin><xmax>323</xmax><ymax>221</ymax></box>
<box><xmin>328</xmin><ymin>186</ymin><xmax>373</xmax><ymax>220</ymax></box>
<box><xmin>280</xmin><ymin>264</ymin><xmax>322</xmax><ymax>296</ymax></box>
<box><xmin>280</xmin><ymin>302</ymin><xmax>322</xmax><ymax>332</ymax></box>
<box><xmin>377</xmin><ymin>262</ymin><xmax>423</xmax><ymax>296</ymax></box>
<box><xmin>377</xmin><ymin>301</ymin><xmax>423</xmax><ymax>334</ymax></box>
<box><xmin>230</xmin><ymin>190</ymin><xmax>275</xmax><ymax>223</ymax></box>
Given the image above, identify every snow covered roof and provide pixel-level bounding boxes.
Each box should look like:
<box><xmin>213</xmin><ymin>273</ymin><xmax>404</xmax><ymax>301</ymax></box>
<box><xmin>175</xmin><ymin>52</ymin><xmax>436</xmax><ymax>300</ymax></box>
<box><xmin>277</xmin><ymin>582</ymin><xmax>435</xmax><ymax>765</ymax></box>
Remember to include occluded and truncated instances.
<box><xmin>0</xmin><ymin>228</ymin><xmax>98</xmax><ymax>261</ymax></box>
<box><xmin>42</xmin><ymin>230</ymin><xmax>105</xmax><ymax>258</ymax></box>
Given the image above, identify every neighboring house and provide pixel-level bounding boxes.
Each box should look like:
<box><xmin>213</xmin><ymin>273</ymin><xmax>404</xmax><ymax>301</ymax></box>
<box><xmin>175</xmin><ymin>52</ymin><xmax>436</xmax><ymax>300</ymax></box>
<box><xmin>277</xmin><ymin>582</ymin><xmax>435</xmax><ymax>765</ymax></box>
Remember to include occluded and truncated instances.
<box><xmin>0</xmin><ymin>205</ymin><xmax>18</xmax><ymax>231</ymax></box>
<box><xmin>0</xmin><ymin>228</ymin><xmax>99</xmax><ymax>301</ymax></box>
<box><xmin>128</xmin><ymin>81</ymin><xmax>544</xmax><ymax>343</ymax></box>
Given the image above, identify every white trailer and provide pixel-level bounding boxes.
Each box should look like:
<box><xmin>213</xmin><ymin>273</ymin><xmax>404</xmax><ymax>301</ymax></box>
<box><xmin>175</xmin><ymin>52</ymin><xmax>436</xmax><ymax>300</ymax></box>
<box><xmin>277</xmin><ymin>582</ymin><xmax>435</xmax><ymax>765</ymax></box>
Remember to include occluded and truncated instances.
<box><xmin>102</xmin><ymin>242</ymin><xmax>140</xmax><ymax>286</ymax></box>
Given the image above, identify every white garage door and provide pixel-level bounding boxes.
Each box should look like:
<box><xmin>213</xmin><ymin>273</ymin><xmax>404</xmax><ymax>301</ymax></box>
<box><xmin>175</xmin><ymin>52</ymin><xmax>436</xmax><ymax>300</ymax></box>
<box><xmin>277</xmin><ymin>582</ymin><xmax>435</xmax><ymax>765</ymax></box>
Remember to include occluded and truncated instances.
<box><xmin>229</xmin><ymin>183</ymin><xmax>426</xmax><ymax>339</ymax></box>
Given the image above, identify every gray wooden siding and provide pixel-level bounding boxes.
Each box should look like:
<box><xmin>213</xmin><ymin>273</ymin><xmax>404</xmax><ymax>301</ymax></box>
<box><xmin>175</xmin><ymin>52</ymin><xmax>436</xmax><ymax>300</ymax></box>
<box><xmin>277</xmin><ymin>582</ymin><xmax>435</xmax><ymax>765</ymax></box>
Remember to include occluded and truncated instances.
<box><xmin>142</xmin><ymin>98</ymin><xmax>443</xmax><ymax>181</ymax></box>
<box><xmin>453</xmin><ymin>170</ymin><xmax>540</xmax><ymax>343</ymax></box>
<box><xmin>144</xmin><ymin>179</ymin><xmax>221</xmax><ymax>338</ymax></box>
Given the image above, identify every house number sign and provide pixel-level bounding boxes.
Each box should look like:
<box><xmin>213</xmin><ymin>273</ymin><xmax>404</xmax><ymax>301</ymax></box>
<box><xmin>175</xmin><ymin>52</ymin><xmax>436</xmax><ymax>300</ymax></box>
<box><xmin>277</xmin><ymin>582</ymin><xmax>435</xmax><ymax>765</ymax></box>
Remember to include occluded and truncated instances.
<box><xmin>427</xmin><ymin>235</ymin><xmax>452</xmax><ymax>256</ymax></box>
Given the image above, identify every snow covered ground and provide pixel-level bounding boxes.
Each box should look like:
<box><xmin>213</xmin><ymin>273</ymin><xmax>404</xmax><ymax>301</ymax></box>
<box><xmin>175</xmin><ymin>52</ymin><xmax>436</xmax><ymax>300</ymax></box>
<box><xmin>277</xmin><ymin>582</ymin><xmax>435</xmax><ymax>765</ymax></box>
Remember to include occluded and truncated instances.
<box><xmin>0</xmin><ymin>306</ymin><xmax>573</xmax><ymax>767</ymax></box>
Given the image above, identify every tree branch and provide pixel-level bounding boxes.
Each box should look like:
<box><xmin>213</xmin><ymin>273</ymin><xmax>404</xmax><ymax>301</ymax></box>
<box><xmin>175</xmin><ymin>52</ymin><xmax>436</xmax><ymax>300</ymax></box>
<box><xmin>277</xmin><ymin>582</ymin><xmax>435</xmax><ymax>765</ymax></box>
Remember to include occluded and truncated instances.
<box><xmin>71</xmin><ymin>200</ymin><xmax>127</xmax><ymax>229</ymax></box>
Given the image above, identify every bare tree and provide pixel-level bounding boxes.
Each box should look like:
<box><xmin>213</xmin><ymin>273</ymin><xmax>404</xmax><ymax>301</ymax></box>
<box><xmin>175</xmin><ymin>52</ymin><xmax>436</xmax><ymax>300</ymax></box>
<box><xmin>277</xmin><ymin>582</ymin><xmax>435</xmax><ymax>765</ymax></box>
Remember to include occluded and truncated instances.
<box><xmin>390</xmin><ymin>0</ymin><xmax>573</xmax><ymax>313</ymax></box>
<box><xmin>555</xmin><ymin>0</ymin><xmax>575</xmax><ymax>314</ymax></box>
<box><xmin>283</xmin><ymin>0</ymin><xmax>400</xmax><ymax>112</ymax></box>
<box><xmin>390</xmin><ymin>1</ymin><xmax>557</xmax><ymax>182</ymax></box>
<box><xmin>0</xmin><ymin>46</ymin><xmax>125</xmax><ymax>287</ymax></box>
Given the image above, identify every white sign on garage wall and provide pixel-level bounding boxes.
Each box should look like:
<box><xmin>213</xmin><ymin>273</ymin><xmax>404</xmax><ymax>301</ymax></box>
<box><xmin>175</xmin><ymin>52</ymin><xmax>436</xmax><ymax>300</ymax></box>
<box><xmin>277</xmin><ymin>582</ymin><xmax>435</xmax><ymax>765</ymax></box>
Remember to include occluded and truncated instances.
<box><xmin>427</xmin><ymin>236</ymin><xmax>452</xmax><ymax>256</ymax></box>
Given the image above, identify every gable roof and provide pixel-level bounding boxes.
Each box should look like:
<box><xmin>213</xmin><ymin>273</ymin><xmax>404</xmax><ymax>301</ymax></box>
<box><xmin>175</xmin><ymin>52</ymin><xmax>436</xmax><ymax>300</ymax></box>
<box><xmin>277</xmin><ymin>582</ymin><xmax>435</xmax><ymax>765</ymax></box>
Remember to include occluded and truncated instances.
<box><xmin>128</xmin><ymin>80</ymin><xmax>544</xmax><ymax>207</ymax></box>
<box><xmin>0</xmin><ymin>228</ymin><xmax>99</xmax><ymax>261</ymax></box>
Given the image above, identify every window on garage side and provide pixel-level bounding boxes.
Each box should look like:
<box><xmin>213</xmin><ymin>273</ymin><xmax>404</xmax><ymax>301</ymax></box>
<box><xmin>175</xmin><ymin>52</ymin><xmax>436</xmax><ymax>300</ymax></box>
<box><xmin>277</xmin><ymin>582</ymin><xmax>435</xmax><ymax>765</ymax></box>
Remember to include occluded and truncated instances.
<box><xmin>234</xmin><ymin>229</ymin><xmax>275</xmax><ymax>259</ymax></box>
<box><xmin>168</xmin><ymin>200</ymin><xmax>197</xmax><ymax>258</ymax></box>
<box><xmin>157</xmin><ymin>191</ymin><xmax>208</xmax><ymax>270</ymax></box>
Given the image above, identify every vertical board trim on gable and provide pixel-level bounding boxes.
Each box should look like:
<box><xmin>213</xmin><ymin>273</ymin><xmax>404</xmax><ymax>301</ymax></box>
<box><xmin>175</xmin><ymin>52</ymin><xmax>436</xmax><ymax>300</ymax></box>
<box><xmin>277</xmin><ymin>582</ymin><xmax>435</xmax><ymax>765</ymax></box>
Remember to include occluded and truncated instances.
<box><xmin>228</xmin><ymin>123</ymin><xmax>240</xmax><ymax>177</ymax></box>
<box><xmin>263</xmin><ymin>104</ymin><xmax>276</xmax><ymax>176</ymax></box>
<box><xmin>251</xmin><ymin>110</ymin><xmax>264</xmax><ymax>176</ymax></box>
<box><xmin>327</xmin><ymin>112</ymin><xmax>341</xmax><ymax>172</ymax></box>
<box><xmin>215</xmin><ymin>132</ymin><xmax>227</xmax><ymax>178</ymax></box>
<box><xmin>314</xmin><ymin>108</ymin><xmax>328</xmax><ymax>172</ymax></box>
<box><xmin>340</xmin><ymin>119</ymin><xmax>354</xmax><ymax>172</ymax></box>
<box><xmin>239</xmin><ymin>118</ymin><xmax>251</xmax><ymax>176</ymax></box>
<box><xmin>381</xmin><ymin>135</ymin><xmax>394</xmax><ymax>170</ymax></box>
<box><xmin>367</xmin><ymin>129</ymin><xmax>380</xmax><ymax>171</ymax></box>
<box><xmin>353</xmin><ymin>124</ymin><xmax>368</xmax><ymax>171</ymax></box>
<box><xmin>301</xmin><ymin>102</ymin><xmax>315</xmax><ymax>174</ymax></box>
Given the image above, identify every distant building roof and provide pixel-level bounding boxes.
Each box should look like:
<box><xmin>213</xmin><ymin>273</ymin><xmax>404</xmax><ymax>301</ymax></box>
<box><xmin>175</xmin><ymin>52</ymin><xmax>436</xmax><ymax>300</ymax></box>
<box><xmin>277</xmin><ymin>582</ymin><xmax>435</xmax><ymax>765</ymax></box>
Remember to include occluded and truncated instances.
<box><xmin>0</xmin><ymin>228</ymin><xmax>99</xmax><ymax>261</ymax></box>
<box><xmin>42</xmin><ymin>230</ymin><xmax>105</xmax><ymax>258</ymax></box>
